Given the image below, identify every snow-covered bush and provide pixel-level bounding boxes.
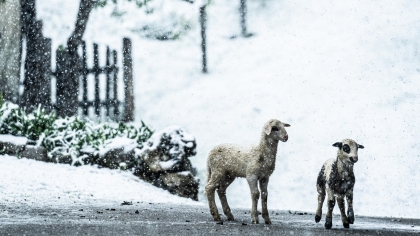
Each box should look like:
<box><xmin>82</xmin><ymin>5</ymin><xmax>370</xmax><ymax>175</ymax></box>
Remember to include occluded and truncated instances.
<box><xmin>136</xmin><ymin>125</ymin><xmax>196</xmax><ymax>173</ymax></box>
<box><xmin>0</xmin><ymin>101</ymin><xmax>153</xmax><ymax>165</ymax></box>
<box><xmin>0</xmin><ymin>103</ymin><xmax>55</xmax><ymax>143</ymax></box>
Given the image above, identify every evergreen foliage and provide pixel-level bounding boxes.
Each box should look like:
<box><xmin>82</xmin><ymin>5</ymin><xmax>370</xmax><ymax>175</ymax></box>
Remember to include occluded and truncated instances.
<box><xmin>0</xmin><ymin>101</ymin><xmax>153</xmax><ymax>165</ymax></box>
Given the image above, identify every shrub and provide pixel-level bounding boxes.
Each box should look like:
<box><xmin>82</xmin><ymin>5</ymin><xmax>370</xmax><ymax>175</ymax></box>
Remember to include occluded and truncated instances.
<box><xmin>0</xmin><ymin>101</ymin><xmax>153</xmax><ymax>165</ymax></box>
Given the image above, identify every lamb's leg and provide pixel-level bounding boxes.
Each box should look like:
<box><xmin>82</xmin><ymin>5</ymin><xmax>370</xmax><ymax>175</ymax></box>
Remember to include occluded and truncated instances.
<box><xmin>315</xmin><ymin>184</ymin><xmax>325</xmax><ymax>223</ymax></box>
<box><xmin>216</xmin><ymin>176</ymin><xmax>235</xmax><ymax>221</ymax></box>
<box><xmin>205</xmin><ymin>173</ymin><xmax>222</xmax><ymax>221</ymax></box>
<box><xmin>337</xmin><ymin>196</ymin><xmax>349</xmax><ymax>228</ymax></box>
<box><xmin>259</xmin><ymin>177</ymin><xmax>271</xmax><ymax>224</ymax></box>
<box><xmin>346</xmin><ymin>191</ymin><xmax>354</xmax><ymax>224</ymax></box>
<box><xmin>325</xmin><ymin>188</ymin><xmax>336</xmax><ymax>229</ymax></box>
<box><xmin>246</xmin><ymin>175</ymin><xmax>260</xmax><ymax>224</ymax></box>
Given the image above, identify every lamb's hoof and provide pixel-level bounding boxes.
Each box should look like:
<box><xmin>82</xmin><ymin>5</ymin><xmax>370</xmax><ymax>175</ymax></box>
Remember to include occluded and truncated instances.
<box><xmin>347</xmin><ymin>211</ymin><xmax>354</xmax><ymax>224</ymax></box>
<box><xmin>265</xmin><ymin>219</ymin><xmax>272</xmax><ymax>225</ymax></box>
<box><xmin>213</xmin><ymin>217</ymin><xmax>222</xmax><ymax>222</ymax></box>
<box><xmin>252</xmin><ymin>219</ymin><xmax>259</xmax><ymax>224</ymax></box>
<box><xmin>315</xmin><ymin>215</ymin><xmax>321</xmax><ymax>223</ymax></box>
<box><xmin>324</xmin><ymin>217</ymin><xmax>332</xmax><ymax>229</ymax></box>
<box><xmin>227</xmin><ymin>215</ymin><xmax>235</xmax><ymax>221</ymax></box>
<box><xmin>343</xmin><ymin>222</ymin><xmax>349</xmax><ymax>228</ymax></box>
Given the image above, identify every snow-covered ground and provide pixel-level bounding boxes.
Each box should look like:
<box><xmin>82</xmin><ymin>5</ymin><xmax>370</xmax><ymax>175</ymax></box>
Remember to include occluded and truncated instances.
<box><xmin>27</xmin><ymin>0</ymin><xmax>420</xmax><ymax>218</ymax></box>
<box><xmin>0</xmin><ymin>154</ymin><xmax>199</xmax><ymax>207</ymax></box>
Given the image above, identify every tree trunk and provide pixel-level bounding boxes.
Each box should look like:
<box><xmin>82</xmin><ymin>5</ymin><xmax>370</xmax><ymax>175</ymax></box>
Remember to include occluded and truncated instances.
<box><xmin>200</xmin><ymin>5</ymin><xmax>207</xmax><ymax>73</ymax></box>
<box><xmin>0</xmin><ymin>0</ymin><xmax>22</xmax><ymax>103</ymax></box>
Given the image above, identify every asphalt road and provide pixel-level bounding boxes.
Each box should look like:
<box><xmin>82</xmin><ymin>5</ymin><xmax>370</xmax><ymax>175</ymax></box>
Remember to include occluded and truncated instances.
<box><xmin>1</xmin><ymin>202</ymin><xmax>419</xmax><ymax>235</ymax></box>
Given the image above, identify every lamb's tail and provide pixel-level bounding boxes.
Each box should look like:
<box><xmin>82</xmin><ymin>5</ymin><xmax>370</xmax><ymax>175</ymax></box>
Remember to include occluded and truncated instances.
<box><xmin>203</xmin><ymin>161</ymin><xmax>211</xmax><ymax>197</ymax></box>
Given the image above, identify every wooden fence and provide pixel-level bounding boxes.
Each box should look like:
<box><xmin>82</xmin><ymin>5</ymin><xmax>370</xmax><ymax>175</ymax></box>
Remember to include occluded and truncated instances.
<box><xmin>54</xmin><ymin>39</ymin><xmax>134</xmax><ymax>121</ymax></box>
<box><xmin>20</xmin><ymin>14</ymin><xmax>134</xmax><ymax>121</ymax></box>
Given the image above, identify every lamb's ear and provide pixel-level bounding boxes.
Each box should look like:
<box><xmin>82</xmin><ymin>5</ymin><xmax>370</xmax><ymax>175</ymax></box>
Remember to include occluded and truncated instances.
<box><xmin>332</xmin><ymin>142</ymin><xmax>342</xmax><ymax>148</ymax></box>
<box><xmin>358</xmin><ymin>144</ymin><xmax>365</xmax><ymax>149</ymax></box>
<box><xmin>283</xmin><ymin>123</ymin><xmax>291</xmax><ymax>127</ymax></box>
<box><xmin>264</xmin><ymin>124</ymin><xmax>272</xmax><ymax>135</ymax></box>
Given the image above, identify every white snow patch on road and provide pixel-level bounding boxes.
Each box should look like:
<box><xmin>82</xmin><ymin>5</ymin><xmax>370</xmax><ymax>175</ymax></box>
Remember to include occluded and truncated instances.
<box><xmin>0</xmin><ymin>155</ymin><xmax>202</xmax><ymax>207</ymax></box>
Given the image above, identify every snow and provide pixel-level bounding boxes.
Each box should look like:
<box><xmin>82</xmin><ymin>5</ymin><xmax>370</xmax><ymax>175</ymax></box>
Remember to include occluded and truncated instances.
<box><xmin>137</xmin><ymin>125</ymin><xmax>195</xmax><ymax>160</ymax></box>
<box><xmin>98</xmin><ymin>136</ymin><xmax>138</xmax><ymax>157</ymax></box>
<box><xmin>159</xmin><ymin>159</ymin><xmax>177</xmax><ymax>170</ymax></box>
<box><xmin>0</xmin><ymin>155</ymin><xmax>200</xmax><ymax>207</ymax></box>
<box><xmin>31</xmin><ymin>0</ymin><xmax>420</xmax><ymax>218</ymax></box>
<box><xmin>0</xmin><ymin>134</ymin><xmax>27</xmax><ymax>146</ymax></box>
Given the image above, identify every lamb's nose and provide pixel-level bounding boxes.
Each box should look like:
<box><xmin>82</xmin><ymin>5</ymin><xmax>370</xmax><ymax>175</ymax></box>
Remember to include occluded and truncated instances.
<box><xmin>283</xmin><ymin>134</ymin><xmax>288</xmax><ymax>141</ymax></box>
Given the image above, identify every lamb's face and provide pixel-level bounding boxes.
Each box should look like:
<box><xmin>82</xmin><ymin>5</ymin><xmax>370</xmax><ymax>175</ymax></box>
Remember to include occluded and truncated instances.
<box><xmin>264</xmin><ymin>119</ymin><xmax>290</xmax><ymax>142</ymax></box>
<box><xmin>333</xmin><ymin>139</ymin><xmax>364</xmax><ymax>164</ymax></box>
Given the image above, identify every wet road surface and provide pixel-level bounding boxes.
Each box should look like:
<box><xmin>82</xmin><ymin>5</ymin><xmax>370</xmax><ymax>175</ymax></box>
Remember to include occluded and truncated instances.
<box><xmin>1</xmin><ymin>202</ymin><xmax>419</xmax><ymax>235</ymax></box>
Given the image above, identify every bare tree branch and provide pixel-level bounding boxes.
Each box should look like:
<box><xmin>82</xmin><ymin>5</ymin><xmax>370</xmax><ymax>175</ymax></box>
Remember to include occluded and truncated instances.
<box><xmin>67</xmin><ymin>0</ymin><xmax>97</xmax><ymax>53</ymax></box>
<box><xmin>181</xmin><ymin>0</ymin><xmax>194</xmax><ymax>3</ymax></box>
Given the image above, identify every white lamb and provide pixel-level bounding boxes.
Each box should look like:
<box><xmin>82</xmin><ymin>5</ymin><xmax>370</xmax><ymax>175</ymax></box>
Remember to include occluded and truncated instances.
<box><xmin>315</xmin><ymin>139</ymin><xmax>364</xmax><ymax>229</ymax></box>
<box><xmin>204</xmin><ymin>119</ymin><xmax>290</xmax><ymax>224</ymax></box>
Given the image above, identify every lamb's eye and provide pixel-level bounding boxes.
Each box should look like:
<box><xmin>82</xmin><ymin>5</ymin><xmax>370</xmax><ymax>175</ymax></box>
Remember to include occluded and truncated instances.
<box><xmin>271</xmin><ymin>127</ymin><xmax>279</xmax><ymax>132</ymax></box>
<box><xmin>343</xmin><ymin>144</ymin><xmax>350</xmax><ymax>154</ymax></box>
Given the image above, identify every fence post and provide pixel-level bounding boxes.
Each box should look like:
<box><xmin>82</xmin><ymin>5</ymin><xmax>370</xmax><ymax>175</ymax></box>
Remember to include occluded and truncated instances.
<box><xmin>82</xmin><ymin>41</ymin><xmax>88</xmax><ymax>116</ymax></box>
<box><xmin>21</xmin><ymin>20</ymin><xmax>51</xmax><ymax>113</ymax></box>
<box><xmin>56</xmin><ymin>49</ymin><xmax>80</xmax><ymax>117</ymax></box>
<box><xmin>55</xmin><ymin>48</ymin><xmax>73</xmax><ymax>117</ymax></box>
<box><xmin>240</xmin><ymin>0</ymin><xmax>247</xmax><ymax>37</ymax></box>
<box><xmin>106</xmin><ymin>46</ymin><xmax>111</xmax><ymax>117</ymax></box>
<box><xmin>41</xmin><ymin>37</ymin><xmax>52</xmax><ymax>112</ymax></box>
<box><xmin>122</xmin><ymin>38</ymin><xmax>134</xmax><ymax>122</ymax></box>
<box><xmin>200</xmin><ymin>5</ymin><xmax>207</xmax><ymax>73</ymax></box>
<box><xmin>93</xmin><ymin>43</ymin><xmax>100</xmax><ymax>117</ymax></box>
<box><xmin>112</xmin><ymin>50</ymin><xmax>119</xmax><ymax>118</ymax></box>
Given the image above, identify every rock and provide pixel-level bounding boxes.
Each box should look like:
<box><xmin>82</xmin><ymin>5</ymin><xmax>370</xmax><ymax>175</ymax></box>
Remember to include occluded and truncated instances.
<box><xmin>80</xmin><ymin>147</ymin><xmax>136</xmax><ymax>170</ymax></box>
<box><xmin>21</xmin><ymin>145</ymin><xmax>48</xmax><ymax>161</ymax></box>
<box><xmin>0</xmin><ymin>137</ymin><xmax>49</xmax><ymax>162</ymax></box>
<box><xmin>0</xmin><ymin>135</ymin><xmax>27</xmax><ymax>156</ymax></box>
<box><xmin>134</xmin><ymin>126</ymin><xmax>199</xmax><ymax>200</ymax></box>
<box><xmin>159</xmin><ymin>172</ymin><xmax>199</xmax><ymax>201</ymax></box>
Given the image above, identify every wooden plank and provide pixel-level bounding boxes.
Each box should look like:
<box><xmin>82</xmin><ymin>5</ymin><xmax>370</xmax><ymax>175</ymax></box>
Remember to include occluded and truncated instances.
<box><xmin>82</xmin><ymin>41</ymin><xmax>88</xmax><ymax>116</ymax></box>
<box><xmin>40</xmin><ymin>37</ymin><xmax>52</xmax><ymax>112</ymax></box>
<box><xmin>122</xmin><ymin>38</ymin><xmax>134</xmax><ymax>122</ymax></box>
<box><xmin>106</xmin><ymin>46</ymin><xmax>111</xmax><ymax>116</ymax></box>
<box><xmin>93</xmin><ymin>43</ymin><xmax>100</xmax><ymax>117</ymax></box>
<box><xmin>113</xmin><ymin>50</ymin><xmax>119</xmax><ymax>118</ymax></box>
